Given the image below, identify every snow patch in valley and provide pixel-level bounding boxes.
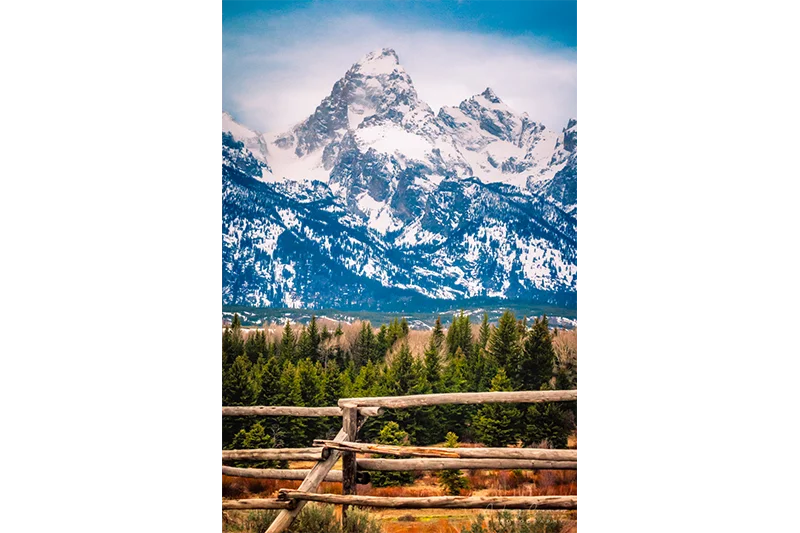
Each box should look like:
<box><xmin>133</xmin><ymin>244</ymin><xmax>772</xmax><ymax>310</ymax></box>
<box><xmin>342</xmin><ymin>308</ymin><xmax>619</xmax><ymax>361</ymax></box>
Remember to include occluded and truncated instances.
<box><xmin>356</xmin><ymin>192</ymin><xmax>403</xmax><ymax>235</ymax></box>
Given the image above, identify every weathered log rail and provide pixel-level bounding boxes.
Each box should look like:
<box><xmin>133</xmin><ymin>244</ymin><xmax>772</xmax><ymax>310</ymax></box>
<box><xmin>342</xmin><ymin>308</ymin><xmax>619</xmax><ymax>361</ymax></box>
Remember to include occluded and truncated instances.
<box><xmin>313</xmin><ymin>439</ymin><xmax>577</xmax><ymax>461</ymax></box>
<box><xmin>222</xmin><ymin>447</ymin><xmax>324</xmax><ymax>461</ymax></box>
<box><xmin>222</xmin><ymin>405</ymin><xmax>383</xmax><ymax>417</ymax></box>
<box><xmin>356</xmin><ymin>458</ymin><xmax>577</xmax><ymax>471</ymax></box>
<box><xmin>278</xmin><ymin>491</ymin><xmax>578</xmax><ymax>510</ymax></box>
<box><xmin>338</xmin><ymin>390</ymin><xmax>577</xmax><ymax>408</ymax></box>
<box><xmin>222</xmin><ymin>466</ymin><xmax>372</xmax><ymax>484</ymax></box>
<box><xmin>223</xmin><ymin>389</ymin><xmax>578</xmax><ymax>532</ymax></box>
<box><xmin>222</xmin><ymin>495</ymin><xmax>579</xmax><ymax>511</ymax></box>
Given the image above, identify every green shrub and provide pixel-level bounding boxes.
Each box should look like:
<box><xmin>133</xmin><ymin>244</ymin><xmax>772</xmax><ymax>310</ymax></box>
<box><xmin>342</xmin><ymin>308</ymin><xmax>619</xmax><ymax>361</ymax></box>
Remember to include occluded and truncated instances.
<box><xmin>460</xmin><ymin>511</ymin><xmax>565</xmax><ymax>533</ymax></box>
<box><xmin>437</xmin><ymin>432</ymin><xmax>470</xmax><ymax>495</ymax></box>
<box><xmin>370</xmin><ymin>421</ymin><xmax>415</xmax><ymax>487</ymax></box>
<box><xmin>237</xmin><ymin>504</ymin><xmax>381</xmax><ymax>533</ymax></box>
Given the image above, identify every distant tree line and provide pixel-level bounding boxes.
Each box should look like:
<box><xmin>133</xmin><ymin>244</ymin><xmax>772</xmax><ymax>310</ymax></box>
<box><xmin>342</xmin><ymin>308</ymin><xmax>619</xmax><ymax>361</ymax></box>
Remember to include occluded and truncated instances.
<box><xmin>222</xmin><ymin>310</ymin><xmax>577</xmax><ymax>479</ymax></box>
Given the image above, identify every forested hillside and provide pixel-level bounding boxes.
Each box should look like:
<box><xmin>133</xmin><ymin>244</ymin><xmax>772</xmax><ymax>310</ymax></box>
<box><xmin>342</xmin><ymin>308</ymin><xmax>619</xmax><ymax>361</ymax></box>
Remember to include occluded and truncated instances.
<box><xmin>222</xmin><ymin>312</ymin><xmax>577</xmax><ymax>460</ymax></box>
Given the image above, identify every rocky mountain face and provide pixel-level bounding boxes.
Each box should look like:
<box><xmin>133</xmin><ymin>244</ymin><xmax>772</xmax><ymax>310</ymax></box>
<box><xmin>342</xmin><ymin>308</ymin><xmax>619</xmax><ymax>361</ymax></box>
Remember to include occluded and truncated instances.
<box><xmin>223</xmin><ymin>48</ymin><xmax>577</xmax><ymax>310</ymax></box>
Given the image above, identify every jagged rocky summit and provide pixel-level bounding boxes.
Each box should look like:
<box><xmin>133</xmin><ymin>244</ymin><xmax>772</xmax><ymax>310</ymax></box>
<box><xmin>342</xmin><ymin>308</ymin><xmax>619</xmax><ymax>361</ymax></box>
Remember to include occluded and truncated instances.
<box><xmin>223</xmin><ymin>48</ymin><xmax>577</xmax><ymax>311</ymax></box>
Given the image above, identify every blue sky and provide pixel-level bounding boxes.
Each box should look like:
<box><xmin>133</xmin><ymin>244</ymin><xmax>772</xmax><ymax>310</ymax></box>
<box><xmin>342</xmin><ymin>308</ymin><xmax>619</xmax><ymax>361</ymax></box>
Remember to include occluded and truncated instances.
<box><xmin>223</xmin><ymin>1</ymin><xmax>577</xmax><ymax>47</ymax></box>
<box><xmin>223</xmin><ymin>0</ymin><xmax>577</xmax><ymax>133</ymax></box>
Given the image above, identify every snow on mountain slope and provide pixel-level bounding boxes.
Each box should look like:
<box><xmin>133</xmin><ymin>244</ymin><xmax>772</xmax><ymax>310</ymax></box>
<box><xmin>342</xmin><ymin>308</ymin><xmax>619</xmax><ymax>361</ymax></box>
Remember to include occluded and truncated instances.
<box><xmin>222</xmin><ymin>48</ymin><xmax>577</xmax><ymax>310</ymax></box>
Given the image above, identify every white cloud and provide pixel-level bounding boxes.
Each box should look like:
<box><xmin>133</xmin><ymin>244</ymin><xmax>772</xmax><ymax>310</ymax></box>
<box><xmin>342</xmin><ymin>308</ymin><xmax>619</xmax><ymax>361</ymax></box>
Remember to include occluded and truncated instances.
<box><xmin>223</xmin><ymin>13</ymin><xmax>576</xmax><ymax>135</ymax></box>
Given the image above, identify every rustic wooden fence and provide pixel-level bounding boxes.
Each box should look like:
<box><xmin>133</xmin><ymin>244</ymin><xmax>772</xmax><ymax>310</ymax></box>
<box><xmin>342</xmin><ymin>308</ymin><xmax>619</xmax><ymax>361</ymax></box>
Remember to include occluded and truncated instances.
<box><xmin>222</xmin><ymin>390</ymin><xmax>578</xmax><ymax>533</ymax></box>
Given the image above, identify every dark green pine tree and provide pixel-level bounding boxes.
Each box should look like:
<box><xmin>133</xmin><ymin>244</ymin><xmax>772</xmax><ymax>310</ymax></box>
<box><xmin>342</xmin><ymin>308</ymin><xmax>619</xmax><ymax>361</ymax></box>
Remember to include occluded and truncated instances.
<box><xmin>472</xmin><ymin>369</ymin><xmax>521</xmax><ymax>447</ymax></box>
<box><xmin>257</xmin><ymin>355</ymin><xmax>282</xmax><ymax>406</ymax></box>
<box><xmin>296</xmin><ymin>326</ymin><xmax>314</xmax><ymax>361</ymax></box>
<box><xmin>307</xmin><ymin>315</ymin><xmax>321</xmax><ymax>360</ymax></box>
<box><xmin>244</xmin><ymin>329</ymin><xmax>268</xmax><ymax>364</ymax></box>
<box><xmin>223</xmin><ymin>355</ymin><xmax>258</xmax><ymax>406</ymax></box>
<box><xmin>275</xmin><ymin>362</ymin><xmax>301</xmax><ymax>405</ymax></box>
<box><xmin>522</xmin><ymin>402</ymin><xmax>573</xmax><ymax>449</ymax></box>
<box><xmin>387</xmin><ymin>342</ymin><xmax>416</xmax><ymax>395</ymax></box>
<box><xmin>431</xmin><ymin>316</ymin><xmax>445</xmax><ymax>350</ymax></box>
<box><xmin>486</xmin><ymin>310</ymin><xmax>520</xmax><ymax>372</ymax></box>
<box><xmin>517</xmin><ymin>315</ymin><xmax>557</xmax><ymax>391</ymax></box>
<box><xmin>478</xmin><ymin>313</ymin><xmax>491</xmax><ymax>351</ymax></box>
<box><xmin>436</xmin><ymin>432</ymin><xmax>469</xmax><ymax>495</ymax></box>
<box><xmin>351</xmin><ymin>360</ymin><xmax>381</xmax><ymax>397</ymax></box>
<box><xmin>334</xmin><ymin>322</ymin><xmax>344</xmax><ymax>337</ymax></box>
<box><xmin>321</xmin><ymin>361</ymin><xmax>344</xmax><ymax>406</ymax></box>
<box><xmin>296</xmin><ymin>359</ymin><xmax>323</xmax><ymax>407</ymax></box>
<box><xmin>227</xmin><ymin>422</ymin><xmax>278</xmax><ymax>468</ymax></box>
<box><xmin>320</xmin><ymin>324</ymin><xmax>332</xmax><ymax>343</ymax></box>
<box><xmin>222</xmin><ymin>313</ymin><xmax>245</xmax><ymax>368</ymax></box>
<box><xmin>274</xmin><ymin>362</ymin><xmax>307</xmax><ymax>446</ymax></box>
<box><xmin>423</xmin><ymin>336</ymin><xmax>443</xmax><ymax>392</ymax></box>
<box><xmin>464</xmin><ymin>345</ymin><xmax>488</xmax><ymax>392</ymax></box>
<box><xmin>352</xmin><ymin>321</ymin><xmax>377</xmax><ymax>367</ymax></box>
<box><xmin>443</xmin><ymin>347</ymin><xmax>467</xmax><ymax>393</ymax></box>
<box><xmin>441</xmin><ymin>346</ymin><xmax>471</xmax><ymax>441</ymax></box>
<box><xmin>446</xmin><ymin>311</ymin><xmax>473</xmax><ymax>360</ymax></box>
<box><xmin>400</xmin><ymin>317</ymin><xmax>410</xmax><ymax>336</ymax></box>
<box><xmin>296</xmin><ymin>359</ymin><xmax>324</xmax><ymax>440</ymax></box>
<box><xmin>376</xmin><ymin>325</ymin><xmax>390</xmax><ymax>358</ymax></box>
<box><xmin>370</xmin><ymin>422</ymin><xmax>415</xmax><ymax>487</ymax></box>
<box><xmin>279</xmin><ymin>320</ymin><xmax>296</xmax><ymax>363</ymax></box>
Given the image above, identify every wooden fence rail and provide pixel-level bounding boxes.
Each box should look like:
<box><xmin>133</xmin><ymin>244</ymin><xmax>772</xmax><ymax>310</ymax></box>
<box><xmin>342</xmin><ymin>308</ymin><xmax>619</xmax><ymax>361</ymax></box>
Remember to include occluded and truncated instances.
<box><xmin>223</xmin><ymin>499</ymin><xmax>295</xmax><ymax>510</ymax></box>
<box><xmin>338</xmin><ymin>390</ymin><xmax>577</xmax><ymax>408</ymax></box>
<box><xmin>222</xmin><ymin>406</ymin><xmax>383</xmax><ymax>417</ymax></box>
<box><xmin>223</xmin><ymin>494</ymin><xmax>578</xmax><ymax>511</ymax></box>
<box><xmin>222</xmin><ymin>448</ymin><xmax>324</xmax><ymax>461</ymax></box>
<box><xmin>313</xmin><ymin>440</ymin><xmax>578</xmax><ymax>461</ymax></box>
<box><xmin>357</xmin><ymin>458</ymin><xmax>577</xmax><ymax>471</ymax></box>
<box><xmin>222</xmin><ymin>466</ymin><xmax>372</xmax><ymax>484</ymax></box>
<box><xmin>277</xmin><ymin>491</ymin><xmax>578</xmax><ymax>510</ymax></box>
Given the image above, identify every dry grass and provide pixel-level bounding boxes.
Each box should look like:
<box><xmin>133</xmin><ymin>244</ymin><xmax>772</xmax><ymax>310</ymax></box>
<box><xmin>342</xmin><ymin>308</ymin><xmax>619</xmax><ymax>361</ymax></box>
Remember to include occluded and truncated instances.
<box><xmin>552</xmin><ymin>328</ymin><xmax>577</xmax><ymax>368</ymax></box>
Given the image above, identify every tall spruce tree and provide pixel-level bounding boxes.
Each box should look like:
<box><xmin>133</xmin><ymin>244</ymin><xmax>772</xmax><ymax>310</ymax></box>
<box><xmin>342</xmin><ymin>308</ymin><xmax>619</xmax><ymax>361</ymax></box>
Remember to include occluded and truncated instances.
<box><xmin>446</xmin><ymin>311</ymin><xmax>473</xmax><ymax>359</ymax></box>
<box><xmin>387</xmin><ymin>342</ymin><xmax>416</xmax><ymax>395</ymax></box>
<box><xmin>307</xmin><ymin>315</ymin><xmax>321</xmax><ymax>360</ymax></box>
<box><xmin>296</xmin><ymin>326</ymin><xmax>314</xmax><ymax>361</ymax></box>
<box><xmin>222</xmin><ymin>313</ymin><xmax>245</xmax><ymax>368</ymax></box>
<box><xmin>423</xmin><ymin>337</ymin><xmax>443</xmax><ymax>392</ymax></box>
<box><xmin>518</xmin><ymin>315</ymin><xmax>556</xmax><ymax>390</ymax></box>
<box><xmin>257</xmin><ymin>355</ymin><xmax>282</xmax><ymax>406</ymax></box>
<box><xmin>244</xmin><ymin>330</ymin><xmax>267</xmax><ymax>364</ymax></box>
<box><xmin>223</xmin><ymin>355</ymin><xmax>258</xmax><ymax>406</ymax></box>
<box><xmin>486</xmin><ymin>310</ymin><xmax>520</xmax><ymax>371</ymax></box>
<box><xmin>274</xmin><ymin>362</ymin><xmax>306</xmax><ymax>446</ymax></box>
<box><xmin>432</xmin><ymin>316</ymin><xmax>445</xmax><ymax>350</ymax></box>
<box><xmin>279</xmin><ymin>320</ymin><xmax>296</xmax><ymax>363</ymax></box>
<box><xmin>351</xmin><ymin>321</ymin><xmax>377</xmax><ymax>367</ymax></box>
<box><xmin>478</xmin><ymin>313</ymin><xmax>491</xmax><ymax>351</ymax></box>
<box><xmin>296</xmin><ymin>359</ymin><xmax>323</xmax><ymax>406</ymax></box>
<box><xmin>472</xmin><ymin>369</ymin><xmax>521</xmax><ymax>447</ymax></box>
<box><xmin>321</xmin><ymin>361</ymin><xmax>344</xmax><ymax>406</ymax></box>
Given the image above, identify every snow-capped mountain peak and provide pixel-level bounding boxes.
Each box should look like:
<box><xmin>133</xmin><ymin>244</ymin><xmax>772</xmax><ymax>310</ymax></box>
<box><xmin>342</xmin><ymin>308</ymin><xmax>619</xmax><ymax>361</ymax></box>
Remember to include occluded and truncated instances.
<box><xmin>222</xmin><ymin>48</ymin><xmax>577</xmax><ymax>309</ymax></box>
<box><xmin>351</xmin><ymin>47</ymin><xmax>403</xmax><ymax>76</ymax></box>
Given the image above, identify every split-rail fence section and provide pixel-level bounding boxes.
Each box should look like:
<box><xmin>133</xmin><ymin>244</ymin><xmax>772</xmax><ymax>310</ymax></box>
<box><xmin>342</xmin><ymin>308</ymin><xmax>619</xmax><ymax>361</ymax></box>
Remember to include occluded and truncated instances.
<box><xmin>222</xmin><ymin>390</ymin><xmax>578</xmax><ymax>533</ymax></box>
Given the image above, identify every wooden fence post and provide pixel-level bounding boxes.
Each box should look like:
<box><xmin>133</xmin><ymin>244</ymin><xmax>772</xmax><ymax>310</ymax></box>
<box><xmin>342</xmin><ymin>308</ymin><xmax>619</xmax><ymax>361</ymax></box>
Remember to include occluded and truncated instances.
<box><xmin>341</xmin><ymin>405</ymin><xmax>359</xmax><ymax>525</ymax></box>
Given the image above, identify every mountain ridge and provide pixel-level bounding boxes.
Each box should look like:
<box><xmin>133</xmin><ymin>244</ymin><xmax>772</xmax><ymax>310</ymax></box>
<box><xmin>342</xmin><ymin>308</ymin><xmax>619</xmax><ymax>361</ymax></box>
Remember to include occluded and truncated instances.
<box><xmin>223</xmin><ymin>48</ymin><xmax>577</xmax><ymax>310</ymax></box>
